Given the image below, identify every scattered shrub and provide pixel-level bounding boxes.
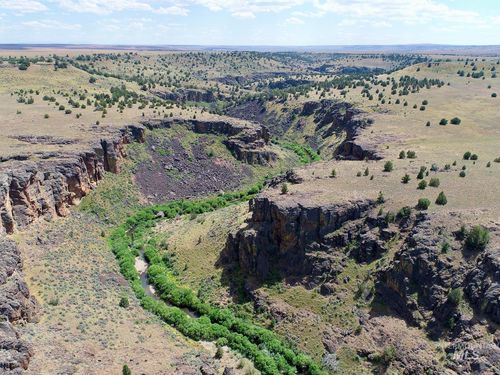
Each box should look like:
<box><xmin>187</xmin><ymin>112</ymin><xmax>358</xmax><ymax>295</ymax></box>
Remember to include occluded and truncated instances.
<box><xmin>119</xmin><ymin>296</ymin><xmax>129</xmax><ymax>308</ymax></box>
<box><xmin>416</xmin><ymin>198</ymin><xmax>430</xmax><ymax>210</ymax></box>
<box><xmin>439</xmin><ymin>118</ymin><xmax>448</xmax><ymax>125</ymax></box>
<box><xmin>418</xmin><ymin>180</ymin><xmax>427</xmax><ymax>190</ymax></box>
<box><xmin>435</xmin><ymin>191</ymin><xmax>448</xmax><ymax>205</ymax></box>
<box><xmin>465</xmin><ymin>226</ymin><xmax>490</xmax><ymax>251</ymax></box>
<box><xmin>383</xmin><ymin>161</ymin><xmax>394</xmax><ymax>172</ymax></box>
<box><xmin>330</xmin><ymin>169</ymin><xmax>336</xmax><ymax>178</ymax></box>
<box><xmin>363</xmin><ymin>167</ymin><xmax>369</xmax><ymax>176</ymax></box>
<box><xmin>470</xmin><ymin>154</ymin><xmax>478</xmax><ymax>160</ymax></box>
<box><xmin>399</xmin><ymin>150</ymin><xmax>406</xmax><ymax>159</ymax></box>
<box><xmin>123</xmin><ymin>365</ymin><xmax>132</xmax><ymax>375</ymax></box>
<box><xmin>377</xmin><ymin>191</ymin><xmax>385</xmax><ymax>204</ymax></box>
<box><xmin>463</xmin><ymin>151</ymin><xmax>471</xmax><ymax>160</ymax></box>
<box><xmin>450</xmin><ymin>117</ymin><xmax>461</xmax><ymax>125</ymax></box>
<box><xmin>397</xmin><ymin>206</ymin><xmax>412</xmax><ymax>219</ymax></box>
<box><xmin>401</xmin><ymin>174</ymin><xmax>411</xmax><ymax>184</ymax></box>
<box><xmin>459</xmin><ymin>170</ymin><xmax>466</xmax><ymax>177</ymax></box>
<box><xmin>407</xmin><ymin>150</ymin><xmax>417</xmax><ymax>159</ymax></box>
<box><xmin>429</xmin><ymin>177</ymin><xmax>440</xmax><ymax>187</ymax></box>
<box><xmin>447</xmin><ymin>288</ymin><xmax>463</xmax><ymax>306</ymax></box>
<box><xmin>44</xmin><ymin>114</ymin><xmax>49</xmax><ymax>119</ymax></box>
<box><xmin>281</xmin><ymin>183</ymin><xmax>288</xmax><ymax>195</ymax></box>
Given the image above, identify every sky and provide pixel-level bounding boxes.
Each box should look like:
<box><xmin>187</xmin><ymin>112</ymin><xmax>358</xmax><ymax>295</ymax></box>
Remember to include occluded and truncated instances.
<box><xmin>0</xmin><ymin>0</ymin><xmax>499</xmax><ymax>46</ymax></box>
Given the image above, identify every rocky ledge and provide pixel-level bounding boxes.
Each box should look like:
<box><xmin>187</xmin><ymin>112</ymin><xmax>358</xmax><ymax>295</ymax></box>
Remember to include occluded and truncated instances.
<box><xmin>0</xmin><ymin>238</ymin><xmax>39</xmax><ymax>373</ymax></box>
<box><xmin>0</xmin><ymin>125</ymin><xmax>145</xmax><ymax>235</ymax></box>
<box><xmin>223</xmin><ymin>194</ymin><xmax>375</xmax><ymax>284</ymax></box>
<box><xmin>142</xmin><ymin>117</ymin><xmax>276</xmax><ymax>165</ymax></box>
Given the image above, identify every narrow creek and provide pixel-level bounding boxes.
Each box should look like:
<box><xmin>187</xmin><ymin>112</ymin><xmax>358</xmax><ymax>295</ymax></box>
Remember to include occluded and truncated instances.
<box><xmin>134</xmin><ymin>248</ymin><xmax>199</xmax><ymax>318</ymax></box>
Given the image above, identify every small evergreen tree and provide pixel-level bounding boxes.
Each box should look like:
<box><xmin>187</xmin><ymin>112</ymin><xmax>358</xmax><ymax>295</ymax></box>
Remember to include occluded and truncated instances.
<box><xmin>435</xmin><ymin>191</ymin><xmax>448</xmax><ymax>205</ymax></box>
<box><xmin>123</xmin><ymin>365</ymin><xmax>132</xmax><ymax>375</ymax></box>
<box><xmin>383</xmin><ymin>161</ymin><xmax>394</xmax><ymax>172</ymax></box>
<box><xmin>416</xmin><ymin>198</ymin><xmax>430</xmax><ymax>210</ymax></box>
<box><xmin>401</xmin><ymin>174</ymin><xmax>411</xmax><ymax>184</ymax></box>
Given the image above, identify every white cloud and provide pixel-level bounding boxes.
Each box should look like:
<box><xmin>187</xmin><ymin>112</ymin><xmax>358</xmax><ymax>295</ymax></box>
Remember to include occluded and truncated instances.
<box><xmin>156</xmin><ymin>5</ymin><xmax>189</xmax><ymax>16</ymax></box>
<box><xmin>313</xmin><ymin>0</ymin><xmax>483</xmax><ymax>26</ymax></box>
<box><xmin>22</xmin><ymin>19</ymin><xmax>81</xmax><ymax>29</ymax></box>
<box><xmin>195</xmin><ymin>0</ymin><xmax>306</xmax><ymax>15</ymax></box>
<box><xmin>0</xmin><ymin>0</ymin><xmax>47</xmax><ymax>13</ymax></box>
<box><xmin>58</xmin><ymin>0</ymin><xmax>153</xmax><ymax>15</ymax></box>
<box><xmin>286</xmin><ymin>16</ymin><xmax>304</xmax><ymax>24</ymax></box>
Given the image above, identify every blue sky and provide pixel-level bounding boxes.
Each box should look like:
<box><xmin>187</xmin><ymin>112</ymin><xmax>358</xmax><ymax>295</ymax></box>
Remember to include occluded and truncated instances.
<box><xmin>0</xmin><ymin>0</ymin><xmax>499</xmax><ymax>45</ymax></box>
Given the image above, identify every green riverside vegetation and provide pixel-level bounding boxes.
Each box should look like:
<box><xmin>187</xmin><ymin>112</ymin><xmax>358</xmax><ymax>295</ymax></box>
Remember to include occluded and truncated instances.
<box><xmin>109</xmin><ymin>182</ymin><xmax>326</xmax><ymax>375</ymax></box>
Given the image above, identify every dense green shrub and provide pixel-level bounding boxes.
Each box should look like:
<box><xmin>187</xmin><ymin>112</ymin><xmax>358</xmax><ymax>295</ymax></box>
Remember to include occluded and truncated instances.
<box><xmin>406</xmin><ymin>150</ymin><xmax>417</xmax><ymax>159</ymax></box>
<box><xmin>429</xmin><ymin>177</ymin><xmax>440</xmax><ymax>187</ymax></box>
<box><xmin>383</xmin><ymin>161</ymin><xmax>394</xmax><ymax>172</ymax></box>
<box><xmin>465</xmin><ymin>226</ymin><xmax>490</xmax><ymax>251</ymax></box>
<box><xmin>447</xmin><ymin>288</ymin><xmax>463</xmax><ymax>306</ymax></box>
<box><xmin>439</xmin><ymin>118</ymin><xmax>448</xmax><ymax>125</ymax></box>
<box><xmin>450</xmin><ymin>117</ymin><xmax>461</xmax><ymax>125</ymax></box>
<box><xmin>401</xmin><ymin>174</ymin><xmax>411</xmax><ymax>184</ymax></box>
<box><xmin>397</xmin><ymin>206</ymin><xmax>412</xmax><ymax>219</ymax></box>
<box><xmin>399</xmin><ymin>150</ymin><xmax>406</xmax><ymax>159</ymax></box>
<box><xmin>435</xmin><ymin>191</ymin><xmax>448</xmax><ymax>205</ymax></box>
<box><xmin>418</xmin><ymin>180</ymin><xmax>427</xmax><ymax>190</ymax></box>
<box><xmin>470</xmin><ymin>154</ymin><xmax>478</xmax><ymax>160</ymax></box>
<box><xmin>463</xmin><ymin>151</ymin><xmax>471</xmax><ymax>160</ymax></box>
<box><xmin>123</xmin><ymin>365</ymin><xmax>132</xmax><ymax>375</ymax></box>
<box><xmin>459</xmin><ymin>170</ymin><xmax>466</xmax><ymax>177</ymax></box>
<box><xmin>416</xmin><ymin>198</ymin><xmax>430</xmax><ymax>210</ymax></box>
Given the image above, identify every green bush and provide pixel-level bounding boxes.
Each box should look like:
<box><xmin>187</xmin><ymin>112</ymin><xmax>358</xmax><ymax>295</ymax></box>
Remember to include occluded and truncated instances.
<box><xmin>281</xmin><ymin>183</ymin><xmax>288</xmax><ymax>195</ymax></box>
<box><xmin>463</xmin><ymin>151</ymin><xmax>471</xmax><ymax>160</ymax></box>
<box><xmin>406</xmin><ymin>150</ymin><xmax>417</xmax><ymax>159</ymax></box>
<box><xmin>401</xmin><ymin>174</ymin><xmax>411</xmax><ymax>184</ymax></box>
<box><xmin>435</xmin><ymin>191</ymin><xmax>448</xmax><ymax>205</ymax></box>
<box><xmin>377</xmin><ymin>191</ymin><xmax>385</xmax><ymax>204</ymax></box>
<box><xmin>470</xmin><ymin>154</ymin><xmax>478</xmax><ymax>160</ymax></box>
<box><xmin>450</xmin><ymin>117</ymin><xmax>461</xmax><ymax>125</ymax></box>
<box><xmin>447</xmin><ymin>288</ymin><xmax>463</xmax><ymax>306</ymax></box>
<box><xmin>429</xmin><ymin>177</ymin><xmax>440</xmax><ymax>187</ymax></box>
<box><xmin>119</xmin><ymin>296</ymin><xmax>129</xmax><ymax>308</ymax></box>
<box><xmin>416</xmin><ymin>198</ymin><xmax>430</xmax><ymax>210</ymax></box>
<box><xmin>459</xmin><ymin>170</ymin><xmax>466</xmax><ymax>177</ymax></box>
<box><xmin>399</xmin><ymin>150</ymin><xmax>406</xmax><ymax>159</ymax></box>
<box><xmin>383</xmin><ymin>161</ymin><xmax>394</xmax><ymax>172</ymax></box>
<box><xmin>418</xmin><ymin>180</ymin><xmax>427</xmax><ymax>190</ymax></box>
<box><xmin>397</xmin><ymin>206</ymin><xmax>412</xmax><ymax>219</ymax></box>
<box><xmin>465</xmin><ymin>226</ymin><xmax>490</xmax><ymax>251</ymax></box>
<box><xmin>330</xmin><ymin>169</ymin><xmax>336</xmax><ymax>178</ymax></box>
<box><xmin>123</xmin><ymin>365</ymin><xmax>132</xmax><ymax>375</ymax></box>
<box><xmin>439</xmin><ymin>118</ymin><xmax>448</xmax><ymax>125</ymax></box>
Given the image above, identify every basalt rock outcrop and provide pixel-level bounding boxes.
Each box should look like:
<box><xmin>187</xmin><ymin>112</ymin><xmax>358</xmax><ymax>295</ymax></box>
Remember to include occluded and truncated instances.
<box><xmin>152</xmin><ymin>88</ymin><xmax>219</xmax><ymax>103</ymax></box>
<box><xmin>303</xmin><ymin>99</ymin><xmax>381</xmax><ymax>160</ymax></box>
<box><xmin>142</xmin><ymin>118</ymin><xmax>276</xmax><ymax>165</ymax></box>
<box><xmin>223</xmin><ymin>195</ymin><xmax>375</xmax><ymax>284</ymax></box>
<box><xmin>0</xmin><ymin>125</ymin><xmax>145</xmax><ymax>235</ymax></box>
<box><xmin>378</xmin><ymin>214</ymin><xmax>500</xmax><ymax>333</ymax></box>
<box><xmin>0</xmin><ymin>239</ymin><xmax>38</xmax><ymax>373</ymax></box>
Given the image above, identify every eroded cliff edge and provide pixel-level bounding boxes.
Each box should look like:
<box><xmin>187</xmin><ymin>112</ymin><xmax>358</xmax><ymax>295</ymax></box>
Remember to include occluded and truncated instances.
<box><xmin>0</xmin><ymin>238</ymin><xmax>39</xmax><ymax>373</ymax></box>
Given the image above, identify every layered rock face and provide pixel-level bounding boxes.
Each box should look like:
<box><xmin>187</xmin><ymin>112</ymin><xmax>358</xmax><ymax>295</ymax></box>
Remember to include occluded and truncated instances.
<box><xmin>302</xmin><ymin>99</ymin><xmax>381</xmax><ymax>160</ymax></box>
<box><xmin>224</xmin><ymin>195</ymin><xmax>375</xmax><ymax>282</ymax></box>
<box><xmin>0</xmin><ymin>238</ymin><xmax>39</xmax><ymax>373</ymax></box>
<box><xmin>142</xmin><ymin>118</ymin><xmax>276</xmax><ymax>165</ymax></box>
<box><xmin>378</xmin><ymin>214</ymin><xmax>500</xmax><ymax>330</ymax></box>
<box><xmin>0</xmin><ymin>125</ymin><xmax>145</xmax><ymax>235</ymax></box>
<box><xmin>152</xmin><ymin>88</ymin><xmax>218</xmax><ymax>103</ymax></box>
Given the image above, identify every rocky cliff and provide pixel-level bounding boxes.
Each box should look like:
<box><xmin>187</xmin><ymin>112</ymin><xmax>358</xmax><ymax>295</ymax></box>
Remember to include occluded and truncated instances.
<box><xmin>152</xmin><ymin>88</ymin><xmax>219</xmax><ymax>103</ymax></box>
<box><xmin>224</xmin><ymin>194</ymin><xmax>375</xmax><ymax>283</ymax></box>
<box><xmin>0</xmin><ymin>238</ymin><xmax>39</xmax><ymax>373</ymax></box>
<box><xmin>0</xmin><ymin>125</ymin><xmax>145</xmax><ymax>235</ymax></box>
<box><xmin>142</xmin><ymin>118</ymin><xmax>276</xmax><ymax>165</ymax></box>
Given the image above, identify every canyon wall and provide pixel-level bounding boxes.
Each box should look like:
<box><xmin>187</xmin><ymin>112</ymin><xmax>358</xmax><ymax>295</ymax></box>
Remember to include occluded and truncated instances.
<box><xmin>0</xmin><ymin>125</ymin><xmax>145</xmax><ymax>235</ymax></box>
<box><xmin>142</xmin><ymin>118</ymin><xmax>277</xmax><ymax>165</ymax></box>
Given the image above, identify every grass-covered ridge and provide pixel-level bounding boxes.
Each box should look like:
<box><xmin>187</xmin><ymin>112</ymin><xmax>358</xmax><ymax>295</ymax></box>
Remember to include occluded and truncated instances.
<box><xmin>275</xmin><ymin>140</ymin><xmax>321</xmax><ymax>164</ymax></box>
<box><xmin>109</xmin><ymin>182</ymin><xmax>326</xmax><ymax>375</ymax></box>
